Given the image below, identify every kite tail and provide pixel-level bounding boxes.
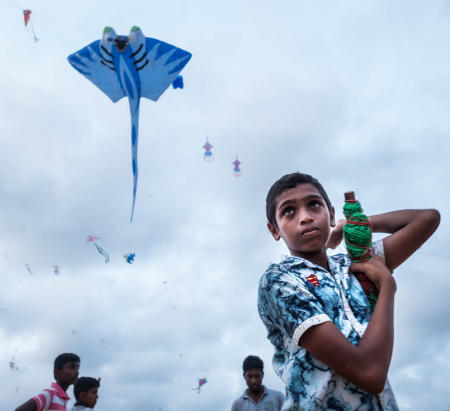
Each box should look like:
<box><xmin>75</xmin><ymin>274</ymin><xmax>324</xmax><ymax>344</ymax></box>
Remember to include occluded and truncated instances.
<box><xmin>129</xmin><ymin>99</ymin><xmax>140</xmax><ymax>222</ymax></box>
<box><xmin>30</xmin><ymin>20</ymin><xmax>39</xmax><ymax>42</ymax></box>
<box><xmin>94</xmin><ymin>242</ymin><xmax>110</xmax><ymax>264</ymax></box>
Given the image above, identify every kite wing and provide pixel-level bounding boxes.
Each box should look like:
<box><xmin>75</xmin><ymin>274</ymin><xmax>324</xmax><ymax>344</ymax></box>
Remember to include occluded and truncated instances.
<box><xmin>67</xmin><ymin>27</ymin><xmax>191</xmax><ymax>103</ymax></box>
<box><xmin>23</xmin><ymin>10</ymin><xmax>31</xmax><ymax>26</ymax></box>
<box><xmin>140</xmin><ymin>36</ymin><xmax>191</xmax><ymax>101</ymax></box>
<box><xmin>68</xmin><ymin>40</ymin><xmax>126</xmax><ymax>103</ymax></box>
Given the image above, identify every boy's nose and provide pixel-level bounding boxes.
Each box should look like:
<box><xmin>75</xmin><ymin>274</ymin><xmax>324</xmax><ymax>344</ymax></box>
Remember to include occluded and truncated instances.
<box><xmin>298</xmin><ymin>211</ymin><xmax>313</xmax><ymax>224</ymax></box>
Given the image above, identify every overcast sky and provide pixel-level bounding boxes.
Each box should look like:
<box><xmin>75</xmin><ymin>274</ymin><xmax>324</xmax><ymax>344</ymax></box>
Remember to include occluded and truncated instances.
<box><xmin>1</xmin><ymin>0</ymin><xmax>449</xmax><ymax>410</ymax></box>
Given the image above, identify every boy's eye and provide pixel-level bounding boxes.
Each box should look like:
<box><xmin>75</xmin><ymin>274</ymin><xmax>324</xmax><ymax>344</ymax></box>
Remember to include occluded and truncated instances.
<box><xmin>282</xmin><ymin>206</ymin><xmax>295</xmax><ymax>215</ymax></box>
<box><xmin>310</xmin><ymin>200</ymin><xmax>321</xmax><ymax>208</ymax></box>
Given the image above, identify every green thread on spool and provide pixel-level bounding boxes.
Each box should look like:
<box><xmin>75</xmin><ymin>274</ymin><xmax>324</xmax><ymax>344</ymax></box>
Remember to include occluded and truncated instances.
<box><xmin>343</xmin><ymin>201</ymin><xmax>372</xmax><ymax>263</ymax></box>
<box><xmin>343</xmin><ymin>192</ymin><xmax>378</xmax><ymax>310</ymax></box>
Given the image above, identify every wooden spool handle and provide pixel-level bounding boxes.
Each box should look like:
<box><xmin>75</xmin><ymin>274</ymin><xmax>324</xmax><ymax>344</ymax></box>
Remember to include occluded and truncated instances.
<box><xmin>344</xmin><ymin>191</ymin><xmax>355</xmax><ymax>201</ymax></box>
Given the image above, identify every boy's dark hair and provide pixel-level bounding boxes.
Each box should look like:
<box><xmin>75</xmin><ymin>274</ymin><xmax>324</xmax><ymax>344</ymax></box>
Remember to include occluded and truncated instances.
<box><xmin>266</xmin><ymin>172</ymin><xmax>332</xmax><ymax>226</ymax></box>
<box><xmin>74</xmin><ymin>376</ymin><xmax>100</xmax><ymax>400</ymax></box>
<box><xmin>243</xmin><ymin>355</ymin><xmax>264</xmax><ymax>373</ymax></box>
<box><xmin>54</xmin><ymin>353</ymin><xmax>80</xmax><ymax>370</ymax></box>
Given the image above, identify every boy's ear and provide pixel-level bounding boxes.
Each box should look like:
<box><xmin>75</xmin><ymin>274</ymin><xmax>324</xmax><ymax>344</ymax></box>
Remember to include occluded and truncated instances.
<box><xmin>267</xmin><ymin>222</ymin><xmax>280</xmax><ymax>241</ymax></box>
<box><xmin>329</xmin><ymin>206</ymin><xmax>336</xmax><ymax>227</ymax></box>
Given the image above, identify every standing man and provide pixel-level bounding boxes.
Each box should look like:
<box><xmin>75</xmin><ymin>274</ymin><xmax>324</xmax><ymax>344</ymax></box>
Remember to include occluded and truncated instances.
<box><xmin>231</xmin><ymin>355</ymin><xmax>285</xmax><ymax>411</ymax></box>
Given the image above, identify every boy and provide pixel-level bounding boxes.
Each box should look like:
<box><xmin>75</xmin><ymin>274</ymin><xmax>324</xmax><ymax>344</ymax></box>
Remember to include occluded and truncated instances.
<box><xmin>71</xmin><ymin>377</ymin><xmax>100</xmax><ymax>411</ymax></box>
<box><xmin>258</xmin><ymin>172</ymin><xmax>440</xmax><ymax>410</ymax></box>
<box><xmin>231</xmin><ymin>355</ymin><xmax>285</xmax><ymax>411</ymax></box>
<box><xmin>15</xmin><ymin>353</ymin><xmax>80</xmax><ymax>411</ymax></box>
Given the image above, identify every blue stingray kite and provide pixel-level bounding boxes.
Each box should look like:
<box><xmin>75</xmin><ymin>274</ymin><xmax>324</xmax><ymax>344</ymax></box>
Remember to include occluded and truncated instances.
<box><xmin>68</xmin><ymin>26</ymin><xmax>192</xmax><ymax>221</ymax></box>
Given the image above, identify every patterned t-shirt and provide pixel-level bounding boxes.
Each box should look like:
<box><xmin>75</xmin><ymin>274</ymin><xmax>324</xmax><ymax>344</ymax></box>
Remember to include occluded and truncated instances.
<box><xmin>257</xmin><ymin>241</ymin><xmax>399</xmax><ymax>410</ymax></box>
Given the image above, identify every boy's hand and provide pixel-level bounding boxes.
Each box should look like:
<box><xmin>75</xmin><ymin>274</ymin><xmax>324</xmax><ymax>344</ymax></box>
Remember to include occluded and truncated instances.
<box><xmin>327</xmin><ymin>218</ymin><xmax>345</xmax><ymax>249</ymax></box>
<box><xmin>350</xmin><ymin>255</ymin><xmax>396</xmax><ymax>291</ymax></box>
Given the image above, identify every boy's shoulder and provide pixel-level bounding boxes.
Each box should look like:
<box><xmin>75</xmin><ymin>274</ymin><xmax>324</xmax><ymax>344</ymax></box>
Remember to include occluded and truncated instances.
<box><xmin>260</xmin><ymin>252</ymin><xmax>350</xmax><ymax>281</ymax></box>
<box><xmin>32</xmin><ymin>382</ymin><xmax>70</xmax><ymax>410</ymax></box>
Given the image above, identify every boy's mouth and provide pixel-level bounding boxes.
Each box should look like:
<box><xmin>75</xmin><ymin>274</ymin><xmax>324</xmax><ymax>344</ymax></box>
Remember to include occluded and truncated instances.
<box><xmin>301</xmin><ymin>227</ymin><xmax>319</xmax><ymax>236</ymax></box>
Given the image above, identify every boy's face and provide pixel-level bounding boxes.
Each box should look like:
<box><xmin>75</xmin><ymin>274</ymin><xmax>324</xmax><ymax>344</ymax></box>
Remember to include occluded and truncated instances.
<box><xmin>268</xmin><ymin>183</ymin><xmax>335</xmax><ymax>258</ymax></box>
<box><xmin>55</xmin><ymin>361</ymin><xmax>79</xmax><ymax>386</ymax></box>
<box><xmin>80</xmin><ymin>386</ymin><xmax>99</xmax><ymax>408</ymax></box>
<box><xmin>244</xmin><ymin>368</ymin><xmax>263</xmax><ymax>394</ymax></box>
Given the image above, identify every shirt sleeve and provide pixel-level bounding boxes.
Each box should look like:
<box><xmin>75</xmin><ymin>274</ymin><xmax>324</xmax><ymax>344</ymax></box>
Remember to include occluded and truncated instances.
<box><xmin>230</xmin><ymin>398</ymin><xmax>240</xmax><ymax>411</ymax></box>
<box><xmin>276</xmin><ymin>390</ymin><xmax>286</xmax><ymax>409</ymax></box>
<box><xmin>258</xmin><ymin>264</ymin><xmax>332</xmax><ymax>346</ymax></box>
<box><xmin>32</xmin><ymin>389</ymin><xmax>52</xmax><ymax>411</ymax></box>
<box><xmin>372</xmin><ymin>239</ymin><xmax>385</xmax><ymax>262</ymax></box>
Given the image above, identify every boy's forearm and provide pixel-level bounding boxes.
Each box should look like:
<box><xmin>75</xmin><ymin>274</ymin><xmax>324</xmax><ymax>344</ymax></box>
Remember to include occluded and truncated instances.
<box><xmin>353</xmin><ymin>277</ymin><xmax>396</xmax><ymax>393</ymax></box>
<box><xmin>370</xmin><ymin>209</ymin><xmax>439</xmax><ymax>234</ymax></box>
<box><xmin>15</xmin><ymin>399</ymin><xmax>37</xmax><ymax>411</ymax></box>
<box><xmin>370</xmin><ymin>209</ymin><xmax>440</xmax><ymax>270</ymax></box>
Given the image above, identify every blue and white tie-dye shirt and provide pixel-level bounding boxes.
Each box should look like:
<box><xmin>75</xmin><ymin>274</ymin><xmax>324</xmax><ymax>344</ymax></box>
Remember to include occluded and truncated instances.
<box><xmin>257</xmin><ymin>241</ymin><xmax>399</xmax><ymax>410</ymax></box>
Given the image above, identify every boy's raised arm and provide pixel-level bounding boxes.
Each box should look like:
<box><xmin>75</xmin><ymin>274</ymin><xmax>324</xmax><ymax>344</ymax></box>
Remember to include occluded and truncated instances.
<box><xmin>328</xmin><ymin>208</ymin><xmax>440</xmax><ymax>271</ymax></box>
<box><xmin>300</xmin><ymin>256</ymin><xmax>396</xmax><ymax>394</ymax></box>
<box><xmin>370</xmin><ymin>209</ymin><xmax>440</xmax><ymax>271</ymax></box>
<box><xmin>15</xmin><ymin>399</ymin><xmax>37</xmax><ymax>411</ymax></box>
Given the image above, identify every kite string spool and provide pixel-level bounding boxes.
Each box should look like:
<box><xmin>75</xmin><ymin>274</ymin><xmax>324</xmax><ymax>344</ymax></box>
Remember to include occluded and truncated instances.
<box><xmin>343</xmin><ymin>191</ymin><xmax>379</xmax><ymax>310</ymax></box>
<box><xmin>343</xmin><ymin>192</ymin><xmax>373</xmax><ymax>263</ymax></box>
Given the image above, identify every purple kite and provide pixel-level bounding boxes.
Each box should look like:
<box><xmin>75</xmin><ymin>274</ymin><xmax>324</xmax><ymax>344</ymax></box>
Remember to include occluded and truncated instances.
<box><xmin>203</xmin><ymin>139</ymin><xmax>213</xmax><ymax>161</ymax></box>
<box><xmin>232</xmin><ymin>156</ymin><xmax>241</xmax><ymax>177</ymax></box>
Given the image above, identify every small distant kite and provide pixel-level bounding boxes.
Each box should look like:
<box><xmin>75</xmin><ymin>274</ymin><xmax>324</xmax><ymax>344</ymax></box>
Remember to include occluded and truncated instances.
<box><xmin>203</xmin><ymin>139</ymin><xmax>213</xmax><ymax>161</ymax></box>
<box><xmin>53</xmin><ymin>265</ymin><xmax>61</xmax><ymax>276</ymax></box>
<box><xmin>68</xmin><ymin>26</ymin><xmax>192</xmax><ymax>221</ymax></box>
<box><xmin>124</xmin><ymin>252</ymin><xmax>135</xmax><ymax>264</ymax></box>
<box><xmin>23</xmin><ymin>10</ymin><xmax>39</xmax><ymax>42</ymax></box>
<box><xmin>193</xmin><ymin>378</ymin><xmax>207</xmax><ymax>393</ymax></box>
<box><xmin>25</xmin><ymin>264</ymin><xmax>33</xmax><ymax>274</ymax></box>
<box><xmin>232</xmin><ymin>156</ymin><xmax>241</xmax><ymax>177</ymax></box>
<box><xmin>9</xmin><ymin>357</ymin><xmax>19</xmax><ymax>372</ymax></box>
<box><xmin>87</xmin><ymin>236</ymin><xmax>110</xmax><ymax>264</ymax></box>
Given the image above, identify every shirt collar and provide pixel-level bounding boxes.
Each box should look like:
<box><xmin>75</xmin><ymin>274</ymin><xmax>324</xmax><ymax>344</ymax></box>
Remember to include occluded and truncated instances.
<box><xmin>51</xmin><ymin>382</ymin><xmax>70</xmax><ymax>401</ymax></box>
<box><xmin>280</xmin><ymin>253</ymin><xmax>351</xmax><ymax>274</ymax></box>
<box><xmin>242</xmin><ymin>385</ymin><xmax>267</xmax><ymax>400</ymax></box>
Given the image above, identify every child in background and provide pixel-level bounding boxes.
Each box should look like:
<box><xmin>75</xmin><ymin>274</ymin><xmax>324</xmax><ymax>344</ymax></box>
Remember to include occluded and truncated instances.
<box><xmin>15</xmin><ymin>353</ymin><xmax>80</xmax><ymax>411</ymax></box>
<box><xmin>71</xmin><ymin>377</ymin><xmax>101</xmax><ymax>411</ymax></box>
<box><xmin>258</xmin><ymin>172</ymin><xmax>440</xmax><ymax>410</ymax></box>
